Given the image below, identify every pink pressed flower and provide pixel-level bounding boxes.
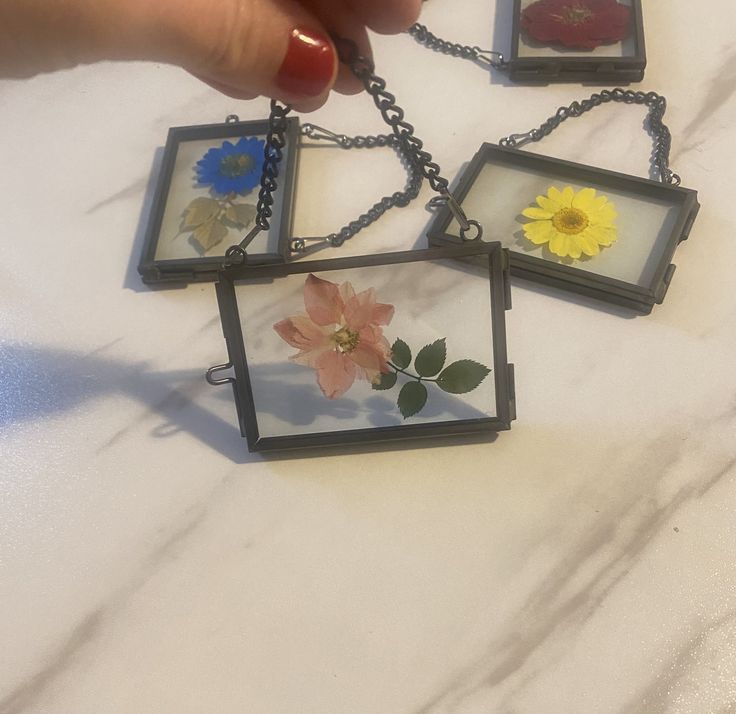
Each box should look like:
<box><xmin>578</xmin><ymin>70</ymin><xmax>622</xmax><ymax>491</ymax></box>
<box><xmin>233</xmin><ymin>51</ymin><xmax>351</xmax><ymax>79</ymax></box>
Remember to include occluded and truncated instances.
<box><xmin>274</xmin><ymin>274</ymin><xmax>395</xmax><ymax>399</ymax></box>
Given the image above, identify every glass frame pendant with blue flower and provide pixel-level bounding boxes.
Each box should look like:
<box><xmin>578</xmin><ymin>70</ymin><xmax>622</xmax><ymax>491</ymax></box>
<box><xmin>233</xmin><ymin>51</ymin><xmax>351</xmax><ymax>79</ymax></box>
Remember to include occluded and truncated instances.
<box><xmin>138</xmin><ymin>117</ymin><xmax>300</xmax><ymax>286</ymax></box>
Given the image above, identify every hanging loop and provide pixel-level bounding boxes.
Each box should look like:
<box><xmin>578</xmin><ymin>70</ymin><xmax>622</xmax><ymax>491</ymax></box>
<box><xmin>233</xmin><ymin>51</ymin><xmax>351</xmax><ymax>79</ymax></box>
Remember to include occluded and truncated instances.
<box><xmin>460</xmin><ymin>220</ymin><xmax>483</xmax><ymax>242</ymax></box>
<box><xmin>206</xmin><ymin>362</ymin><xmax>235</xmax><ymax>386</ymax></box>
<box><xmin>222</xmin><ymin>245</ymin><xmax>247</xmax><ymax>268</ymax></box>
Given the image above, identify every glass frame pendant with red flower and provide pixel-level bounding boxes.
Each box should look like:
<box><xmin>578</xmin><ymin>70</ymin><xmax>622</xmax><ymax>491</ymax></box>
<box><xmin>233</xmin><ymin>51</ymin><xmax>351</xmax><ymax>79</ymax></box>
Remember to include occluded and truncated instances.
<box><xmin>138</xmin><ymin>117</ymin><xmax>300</xmax><ymax>286</ymax></box>
<box><xmin>508</xmin><ymin>0</ymin><xmax>646</xmax><ymax>83</ymax></box>
<box><xmin>207</xmin><ymin>244</ymin><xmax>516</xmax><ymax>453</ymax></box>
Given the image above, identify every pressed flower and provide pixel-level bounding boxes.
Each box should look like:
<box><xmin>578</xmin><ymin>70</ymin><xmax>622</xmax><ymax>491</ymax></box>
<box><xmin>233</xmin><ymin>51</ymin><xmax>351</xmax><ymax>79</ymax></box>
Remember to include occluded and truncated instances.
<box><xmin>274</xmin><ymin>274</ymin><xmax>395</xmax><ymax>400</ymax></box>
<box><xmin>521</xmin><ymin>0</ymin><xmax>631</xmax><ymax>50</ymax></box>
<box><xmin>196</xmin><ymin>137</ymin><xmax>265</xmax><ymax>196</ymax></box>
<box><xmin>521</xmin><ymin>186</ymin><xmax>617</xmax><ymax>259</ymax></box>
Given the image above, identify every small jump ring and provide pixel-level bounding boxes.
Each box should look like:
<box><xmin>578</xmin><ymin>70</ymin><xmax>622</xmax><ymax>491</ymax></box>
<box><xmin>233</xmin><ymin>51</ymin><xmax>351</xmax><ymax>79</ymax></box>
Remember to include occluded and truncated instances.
<box><xmin>460</xmin><ymin>220</ymin><xmax>483</xmax><ymax>242</ymax></box>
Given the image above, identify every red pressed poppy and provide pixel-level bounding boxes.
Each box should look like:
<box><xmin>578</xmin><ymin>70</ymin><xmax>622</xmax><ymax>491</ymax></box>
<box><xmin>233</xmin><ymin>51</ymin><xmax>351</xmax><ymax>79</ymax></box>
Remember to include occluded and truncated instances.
<box><xmin>521</xmin><ymin>0</ymin><xmax>631</xmax><ymax>50</ymax></box>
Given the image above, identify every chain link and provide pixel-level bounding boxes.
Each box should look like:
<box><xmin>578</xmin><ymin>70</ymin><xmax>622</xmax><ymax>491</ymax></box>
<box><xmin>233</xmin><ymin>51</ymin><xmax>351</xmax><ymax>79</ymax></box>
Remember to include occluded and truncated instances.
<box><xmin>407</xmin><ymin>23</ymin><xmax>506</xmax><ymax>68</ymax></box>
<box><xmin>290</xmin><ymin>126</ymin><xmax>424</xmax><ymax>255</ymax></box>
<box><xmin>255</xmin><ymin>100</ymin><xmax>290</xmax><ymax>230</ymax></box>
<box><xmin>334</xmin><ymin>37</ymin><xmax>482</xmax><ymax>240</ymax></box>
<box><xmin>228</xmin><ymin>35</ymin><xmax>483</xmax><ymax>264</ymax></box>
<box><xmin>499</xmin><ymin>89</ymin><xmax>681</xmax><ymax>186</ymax></box>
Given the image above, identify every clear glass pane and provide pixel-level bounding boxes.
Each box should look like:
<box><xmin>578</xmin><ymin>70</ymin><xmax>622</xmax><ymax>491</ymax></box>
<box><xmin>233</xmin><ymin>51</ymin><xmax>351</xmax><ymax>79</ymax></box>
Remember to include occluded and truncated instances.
<box><xmin>446</xmin><ymin>158</ymin><xmax>682</xmax><ymax>288</ymax></box>
<box><xmin>153</xmin><ymin>134</ymin><xmax>289</xmax><ymax>261</ymax></box>
<box><xmin>235</xmin><ymin>259</ymin><xmax>499</xmax><ymax>439</ymax></box>
<box><xmin>517</xmin><ymin>0</ymin><xmax>636</xmax><ymax>58</ymax></box>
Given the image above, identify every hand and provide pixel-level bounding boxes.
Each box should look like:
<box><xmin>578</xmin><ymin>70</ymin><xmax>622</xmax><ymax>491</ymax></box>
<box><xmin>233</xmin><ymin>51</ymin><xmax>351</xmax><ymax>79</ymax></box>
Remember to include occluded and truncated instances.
<box><xmin>0</xmin><ymin>0</ymin><xmax>422</xmax><ymax>110</ymax></box>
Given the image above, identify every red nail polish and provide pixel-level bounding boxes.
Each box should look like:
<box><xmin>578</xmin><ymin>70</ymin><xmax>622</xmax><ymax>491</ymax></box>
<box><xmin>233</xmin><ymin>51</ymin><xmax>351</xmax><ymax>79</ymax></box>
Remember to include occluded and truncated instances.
<box><xmin>276</xmin><ymin>28</ymin><xmax>335</xmax><ymax>98</ymax></box>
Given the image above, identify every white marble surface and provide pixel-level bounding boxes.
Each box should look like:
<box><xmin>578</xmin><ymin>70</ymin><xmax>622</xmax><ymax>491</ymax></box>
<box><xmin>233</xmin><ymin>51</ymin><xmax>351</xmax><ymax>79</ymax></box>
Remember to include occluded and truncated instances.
<box><xmin>1</xmin><ymin>1</ymin><xmax>735</xmax><ymax>712</ymax></box>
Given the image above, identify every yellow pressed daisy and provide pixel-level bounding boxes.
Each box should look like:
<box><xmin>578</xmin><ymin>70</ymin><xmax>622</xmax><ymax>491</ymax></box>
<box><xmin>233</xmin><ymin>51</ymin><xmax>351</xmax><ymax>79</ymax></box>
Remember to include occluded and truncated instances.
<box><xmin>521</xmin><ymin>186</ymin><xmax>617</xmax><ymax>260</ymax></box>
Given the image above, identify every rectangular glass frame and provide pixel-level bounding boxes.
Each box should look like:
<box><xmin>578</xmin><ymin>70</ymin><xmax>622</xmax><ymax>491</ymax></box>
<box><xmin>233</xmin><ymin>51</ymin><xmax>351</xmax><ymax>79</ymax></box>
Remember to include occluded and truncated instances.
<box><xmin>428</xmin><ymin>144</ymin><xmax>699</xmax><ymax>314</ymax></box>
<box><xmin>138</xmin><ymin>117</ymin><xmax>300</xmax><ymax>285</ymax></box>
<box><xmin>508</xmin><ymin>0</ymin><xmax>646</xmax><ymax>83</ymax></box>
<box><xmin>212</xmin><ymin>244</ymin><xmax>516</xmax><ymax>452</ymax></box>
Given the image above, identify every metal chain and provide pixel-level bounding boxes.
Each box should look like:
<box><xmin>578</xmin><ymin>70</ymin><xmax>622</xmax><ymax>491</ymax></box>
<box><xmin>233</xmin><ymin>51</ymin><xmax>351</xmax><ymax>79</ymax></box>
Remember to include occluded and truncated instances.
<box><xmin>499</xmin><ymin>89</ymin><xmax>682</xmax><ymax>186</ymax></box>
<box><xmin>224</xmin><ymin>104</ymin><xmax>291</xmax><ymax>265</ymax></box>
<box><xmin>289</xmin><ymin>125</ymin><xmax>424</xmax><ymax>256</ymax></box>
<box><xmin>334</xmin><ymin>37</ymin><xmax>483</xmax><ymax>240</ymax></box>
<box><xmin>407</xmin><ymin>23</ymin><xmax>506</xmax><ymax>69</ymax></box>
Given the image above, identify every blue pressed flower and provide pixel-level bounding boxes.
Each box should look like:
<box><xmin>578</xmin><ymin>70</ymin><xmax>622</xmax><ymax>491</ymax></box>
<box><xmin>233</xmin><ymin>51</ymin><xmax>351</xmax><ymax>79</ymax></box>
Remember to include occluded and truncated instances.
<box><xmin>196</xmin><ymin>136</ymin><xmax>265</xmax><ymax>196</ymax></box>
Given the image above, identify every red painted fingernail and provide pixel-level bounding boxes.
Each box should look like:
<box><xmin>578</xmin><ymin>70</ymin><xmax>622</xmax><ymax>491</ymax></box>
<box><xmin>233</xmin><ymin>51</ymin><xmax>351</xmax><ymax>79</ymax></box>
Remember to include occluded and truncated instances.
<box><xmin>276</xmin><ymin>28</ymin><xmax>335</xmax><ymax>98</ymax></box>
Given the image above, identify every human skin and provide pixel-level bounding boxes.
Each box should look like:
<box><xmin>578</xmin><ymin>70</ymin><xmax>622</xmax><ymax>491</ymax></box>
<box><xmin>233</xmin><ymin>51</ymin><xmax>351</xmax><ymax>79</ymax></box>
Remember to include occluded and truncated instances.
<box><xmin>0</xmin><ymin>0</ymin><xmax>421</xmax><ymax>110</ymax></box>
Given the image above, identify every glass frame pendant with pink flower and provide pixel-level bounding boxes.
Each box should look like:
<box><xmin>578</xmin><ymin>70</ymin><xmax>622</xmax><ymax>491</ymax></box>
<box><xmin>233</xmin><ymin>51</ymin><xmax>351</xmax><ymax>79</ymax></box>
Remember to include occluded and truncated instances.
<box><xmin>509</xmin><ymin>0</ymin><xmax>646</xmax><ymax>83</ymax></box>
<box><xmin>138</xmin><ymin>116</ymin><xmax>300</xmax><ymax>285</ymax></box>
<box><xmin>207</xmin><ymin>244</ymin><xmax>515</xmax><ymax>453</ymax></box>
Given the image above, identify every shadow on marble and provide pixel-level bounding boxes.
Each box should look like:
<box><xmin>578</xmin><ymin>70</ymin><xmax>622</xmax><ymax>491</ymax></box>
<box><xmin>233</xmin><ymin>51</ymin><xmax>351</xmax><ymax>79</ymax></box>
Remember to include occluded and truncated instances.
<box><xmin>0</xmin><ymin>343</ymin><xmax>498</xmax><ymax>463</ymax></box>
<box><xmin>0</xmin><ymin>341</ymin><xmax>255</xmax><ymax>464</ymax></box>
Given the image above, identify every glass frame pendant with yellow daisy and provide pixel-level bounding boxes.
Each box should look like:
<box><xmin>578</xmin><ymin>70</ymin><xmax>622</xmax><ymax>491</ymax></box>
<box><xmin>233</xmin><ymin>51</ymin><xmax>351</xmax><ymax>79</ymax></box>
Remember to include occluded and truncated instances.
<box><xmin>427</xmin><ymin>143</ymin><xmax>699</xmax><ymax>315</ymax></box>
<box><xmin>138</xmin><ymin>116</ymin><xmax>300</xmax><ymax>286</ymax></box>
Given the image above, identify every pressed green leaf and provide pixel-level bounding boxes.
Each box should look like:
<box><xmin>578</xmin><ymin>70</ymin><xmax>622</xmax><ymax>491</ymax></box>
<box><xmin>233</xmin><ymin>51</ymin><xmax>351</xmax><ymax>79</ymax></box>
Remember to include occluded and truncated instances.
<box><xmin>391</xmin><ymin>339</ymin><xmax>411</xmax><ymax>370</ymax></box>
<box><xmin>225</xmin><ymin>202</ymin><xmax>257</xmax><ymax>228</ymax></box>
<box><xmin>414</xmin><ymin>338</ymin><xmax>447</xmax><ymax>377</ymax></box>
<box><xmin>192</xmin><ymin>218</ymin><xmax>228</xmax><ymax>253</ymax></box>
<box><xmin>372</xmin><ymin>371</ymin><xmax>398</xmax><ymax>391</ymax></box>
<box><xmin>436</xmin><ymin>360</ymin><xmax>491</xmax><ymax>394</ymax></box>
<box><xmin>181</xmin><ymin>197</ymin><xmax>219</xmax><ymax>229</ymax></box>
<box><xmin>397</xmin><ymin>381</ymin><xmax>427</xmax><ymax>419</ymax></box>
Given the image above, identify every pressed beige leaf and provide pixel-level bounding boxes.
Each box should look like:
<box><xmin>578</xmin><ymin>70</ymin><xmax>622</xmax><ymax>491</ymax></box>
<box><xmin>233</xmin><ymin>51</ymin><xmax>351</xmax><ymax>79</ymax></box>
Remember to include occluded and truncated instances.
<box><xmin>225</xmin><ymin>202</ymin><xmax>257</xmax><ymax>228</ymax></box>
<box><xmin>181</xmin><ymin>197</ymin><xmax>220</xmax><ymax>229</ymax></box>
<box><xmin>192</xmin><ymin>218</ymin><xmax>228</xmax><ymax>253</ymax></box>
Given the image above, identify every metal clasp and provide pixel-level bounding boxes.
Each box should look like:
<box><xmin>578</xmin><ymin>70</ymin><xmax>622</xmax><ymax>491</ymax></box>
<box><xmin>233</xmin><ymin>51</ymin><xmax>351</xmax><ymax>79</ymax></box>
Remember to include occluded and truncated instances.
<box><xmin>499</xmin><ymin>130</ymin><xmax>536</xmax><ymax>148</ymax></box>
<box><xmin>289</xmin><ymin>236</ymin><xmax>335</xmax><ymax>257</ymax></box>
<box><xmin>428</xmin><ymin>193</ymin><xmax>484</xmax><ymax>241</ymax></box>
<box><xmin>301</xmin><ymin>123</ymin><xmax>350</xmax><ymax>147</ymax></box>
<box><xmin>472</xmin><ymin>47</ymin><xmax>506</xmax><ymax>69</ymax></box>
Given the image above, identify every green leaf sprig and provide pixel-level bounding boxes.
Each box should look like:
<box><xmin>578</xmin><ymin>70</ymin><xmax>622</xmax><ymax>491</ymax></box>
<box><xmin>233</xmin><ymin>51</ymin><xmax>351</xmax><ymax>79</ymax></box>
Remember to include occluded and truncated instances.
<box><xmin>373</xmin><ymin>338</ymin><xmax>491</xmax><ymax>418</ymax></box>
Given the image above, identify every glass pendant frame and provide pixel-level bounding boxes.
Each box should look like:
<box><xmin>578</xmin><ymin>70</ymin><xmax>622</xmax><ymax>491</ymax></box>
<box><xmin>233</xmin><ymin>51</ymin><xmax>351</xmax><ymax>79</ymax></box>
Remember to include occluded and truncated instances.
<box><xmin>208</xmin><ymin>243</ymin><xmax>516</xmax><ymax>452</ymax></box>
<box><xmin>138</xmin><ymin>117</ymin><xmax>300</xmax><ymax>285</ymax></box>
<box><xmin>508</xmin><ymin>0</ymin><xmax>646</xmax><ymax>84</ymax></box>
<box><xmin>427</xmin><ymin>143</ymin><xmax>699</xmax><ymax>314</ymax></box>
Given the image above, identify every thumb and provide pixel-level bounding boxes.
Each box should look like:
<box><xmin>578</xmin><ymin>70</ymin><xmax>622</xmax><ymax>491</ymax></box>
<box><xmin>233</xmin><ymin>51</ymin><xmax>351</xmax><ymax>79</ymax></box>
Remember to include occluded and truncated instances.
<box><xmin>168</xmin><ymin>0</ymin><xmax>340</xmax><ymax>110</ymax></box>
